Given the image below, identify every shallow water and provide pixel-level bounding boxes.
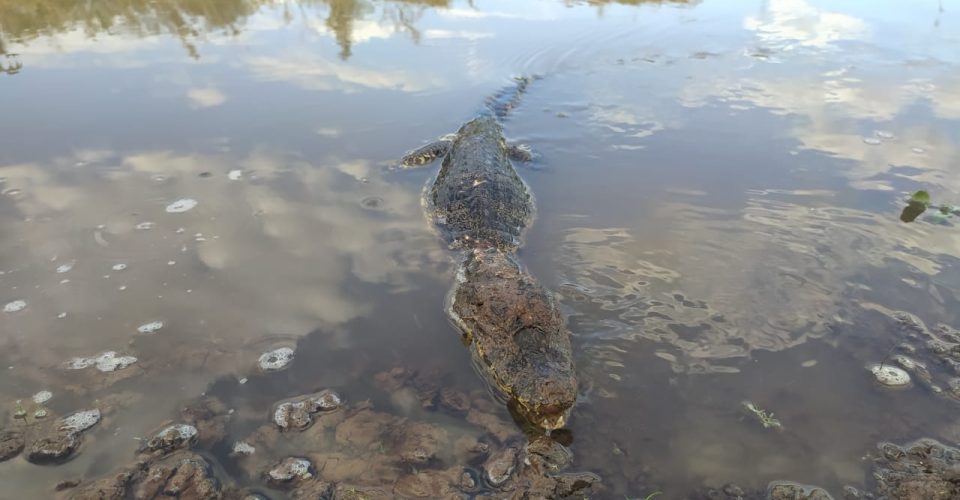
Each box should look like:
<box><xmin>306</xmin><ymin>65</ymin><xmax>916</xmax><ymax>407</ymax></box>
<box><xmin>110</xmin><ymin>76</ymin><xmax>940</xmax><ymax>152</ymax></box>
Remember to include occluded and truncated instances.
<box><xmin>1</xmin><ymin>0</ymin><xmax>960</xmax><ymax>498</ymax></box>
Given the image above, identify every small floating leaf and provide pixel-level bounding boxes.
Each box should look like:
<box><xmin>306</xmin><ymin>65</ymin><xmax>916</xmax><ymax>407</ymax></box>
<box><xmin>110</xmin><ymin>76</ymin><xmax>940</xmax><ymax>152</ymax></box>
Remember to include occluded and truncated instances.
<box><xmin>910</xmin><ymin>190</ymin><xmax>930</xmax><ymax>206</ymax></box>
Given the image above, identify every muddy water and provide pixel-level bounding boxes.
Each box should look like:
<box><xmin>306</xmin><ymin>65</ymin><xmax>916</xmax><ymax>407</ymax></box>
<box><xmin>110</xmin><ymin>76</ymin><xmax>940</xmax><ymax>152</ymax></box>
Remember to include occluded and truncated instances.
<box><xmin>1</xmin><ymin>0</ymin><xmax>960</xmax><ymax>498</ymax></box>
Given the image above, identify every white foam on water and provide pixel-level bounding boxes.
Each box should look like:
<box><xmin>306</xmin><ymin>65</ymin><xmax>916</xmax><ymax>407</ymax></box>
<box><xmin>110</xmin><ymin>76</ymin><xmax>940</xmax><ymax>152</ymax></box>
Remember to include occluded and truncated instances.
<box><xmin>112</xmin><ymin>263</ymin><xmax>128</xmax><ymax>271</ymax></box>
<box><xmin>67</xmin><ymin>351</ymin><xmax>138</xmax><ymax>372</ymax></box>
<box><xmin>157</xmin><ymin>424</ymin><xmax>198</xmax><ymax>441</ymax></box>
<box><xmin>137</xmin><ymin>321</ymin><xmax>164</xmax><ymax>334</ymax></box>
<box><xmin>228</xmin><ymin>170</ymin><xmax>243</xmax><ymax>180</ymax></box>
<box><xmin>56</xmin><ymin>262</ymin><xmax>75</xmax><ymax>273</ymax></box>
<box><xmin>258</xmin><ymin>347</ymin><xmax>295</xmax><ymax>372</ymax></box>
<box><xmin>57</xmin><ymin>312</ymin><xmax>67</xmax><ymax>319</ymax></box>
<box><xmin>912</xmin><ymin>147</ymin><xmax>926</xmax><ymax>154</ymax></box>
<box><xmin>4</xmin><ymin>300</ymin><xmax>26</xmax><ymax>313</ymax></box>
<box><xmin>166</xmin><ymin>198</ymin><xmax>198</xmax><ymax>213</ymax></box>
<box><xmin>233</xmin><ymin>441</ymin><xmax>255</xmax><ymax>455</ymax></box>
<box><xmin>60</xmin><ymin>409</ymin><xmax>101</xmax><ymax>434</ymax></box>
<box><xmin>135</xmin><ymin>222</ymin><xmax>155</xmax><ymax>230</ymax></box>
<box><xmin>862</xmin><ymin>137</ymin><xmax>882</xmax><ymax>145</ymax></box>
<box><xmin>32</xmin><ymin>390</ymin><xmax>53</xmax><ymax>404</ymax></box>
<box><xmin>868</xmin><ymin>363</ymin><xmax>911</xmax><ymax>387</ymax></box>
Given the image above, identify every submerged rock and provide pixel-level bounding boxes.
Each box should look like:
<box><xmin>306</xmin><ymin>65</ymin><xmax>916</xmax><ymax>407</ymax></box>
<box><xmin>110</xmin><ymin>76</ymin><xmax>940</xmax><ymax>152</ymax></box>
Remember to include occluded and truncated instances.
<box><xmin>525</xmin><ymin>435</ymin><xmax>573</xmax><ymax>472</ymax></box>
<box><xmin>484</xmin><ymin>446</ymin><xmax>518</xmax><ymax>486</ymax></box>
<box><xmin>70</xmin><ymin>452</ymin><xmax>221</xmax><ymax>500</ymax></box>
<box><xmin>768</xmin><ymin>482</ymin><xmax>834</xmax><ymax>500</ymax></box>
<box><xmin>289</xmin><ymin>480</ymin><xmax>335</xmax><ymax>499</ymax></box>
<box><xmin>272</xmin><ymin>390</ymin><xmax>342</xmax><ymax>431</ymax></box>
<box><xmin>134</xmin><ymin>453</ymin><xmax>219</xmax><ymax>499</ymax></box>
<box><xmin>0</xmin><ymin>429</ymin><xmax>25</xmax><ymax>462</ymax></box>
<box><xmin>28</xmin><ymin>432</ymin><xmax>78</xmax><ymax>464</ymax></box>
<box><xmin>265</xmin><ymin>457</ymin><xmax>314</xmax><ymax>486</ymax></box>
<box><xmin>180</xmin><ymin>396</ymin><xmax>230</xmax><ymax>448</ymax></box>
<box><xmin>26</xmin><ymin>408</ymin><xmax>101</xmax><ymax>464</ymax></box>
<box><xmin>873</xmin><ymin>438</ymin><xmax>960</xmax><ymax>499</ymax></box>
<box><xmin>145</xmin><ymin>424</ymin><xmax>198</xmax><ymax>453</ymax></box>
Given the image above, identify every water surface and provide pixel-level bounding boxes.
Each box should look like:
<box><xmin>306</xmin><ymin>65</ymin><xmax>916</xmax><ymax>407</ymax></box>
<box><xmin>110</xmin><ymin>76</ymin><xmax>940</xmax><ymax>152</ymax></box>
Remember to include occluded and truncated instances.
<box><xmin>2</xmin><ymin>0</ymin><xmax>960</xmax><ymax>498</ymax></box>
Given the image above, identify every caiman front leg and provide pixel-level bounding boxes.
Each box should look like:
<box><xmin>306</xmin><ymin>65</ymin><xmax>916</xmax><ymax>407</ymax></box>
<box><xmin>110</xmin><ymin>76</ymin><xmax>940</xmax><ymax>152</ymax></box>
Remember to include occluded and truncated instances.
<box><xmin>399</xmin><ymin>135</ymin><xmax>455</xmax><ymax>168</ymax></box>
<box><xmin>507</xmin><ymin>142</ymin><xmax>537</xmax><ymax>163</ymax></box>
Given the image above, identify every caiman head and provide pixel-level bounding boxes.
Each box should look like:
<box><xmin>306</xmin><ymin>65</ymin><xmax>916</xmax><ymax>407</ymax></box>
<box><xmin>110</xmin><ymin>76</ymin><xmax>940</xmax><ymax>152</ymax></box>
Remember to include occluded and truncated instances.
<box><xmin>450</xmin><ymin>249</ymin><xmax>578</xmax><ymax>430</ymax></box>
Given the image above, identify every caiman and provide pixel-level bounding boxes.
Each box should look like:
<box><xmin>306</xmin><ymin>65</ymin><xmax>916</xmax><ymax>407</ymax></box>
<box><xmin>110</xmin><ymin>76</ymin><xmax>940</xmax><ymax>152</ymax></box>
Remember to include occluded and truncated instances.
<box><xmin>399</xmin><ymin>77</ymin><xmax>578</xmax><ymax>430</ymax></box>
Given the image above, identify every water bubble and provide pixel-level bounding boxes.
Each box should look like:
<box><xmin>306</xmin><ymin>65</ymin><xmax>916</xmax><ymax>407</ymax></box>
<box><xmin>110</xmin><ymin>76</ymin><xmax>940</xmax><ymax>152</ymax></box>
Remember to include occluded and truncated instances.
<box><xmin>3</xmin><ymin>300</ymin><xmax>26</xmax><ymax>313</ymax></box>
<box><xmin>228</xmin><ymin>170</ymin><xmax>243</xmax><ymax>180</ymax></box>
<box><xmin>112</xmin><ymin>263</ymin><xmax>127</xmax><ymax>271</ymax></box>
<box><xmin>258</xmin><ymin>347</ymin><xmax>295</xmax><ymax>372</ymax></box>
<box><xmin>361</xmin><ymin>197</ymin><xmax>384</xmax><ymax>209</ymax></box>
<box><xmin>166</xmin><ymin>198</ymin><xmax>198</xmax><ymax>214</ymax></box>
<box><xmin>137</xmin><ymin>321</ymin><xmax>164</xmax><ymax>334</ymax></box>
<box><xmin>32</xmin><ymin>391</ymin><xmax>53</xmax><ymax>404</ymax></box>
<box><xmin>875</xmin><ymin>130</ymin><xmax>895</xmax><ymax>139</ymax></box>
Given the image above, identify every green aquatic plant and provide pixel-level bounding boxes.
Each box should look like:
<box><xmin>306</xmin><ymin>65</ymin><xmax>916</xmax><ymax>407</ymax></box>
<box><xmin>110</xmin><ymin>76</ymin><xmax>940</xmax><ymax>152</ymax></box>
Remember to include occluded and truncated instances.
<box><xmin>743</xmin><ymin>401</ymin><xmax>782</xmax><ymax>430</ymax></box>
<box><xmin>624</xmin><ymin>492</ymin><xmax>663</xmax><ymax>500</ymax></box>
<box><xmin>901</xmin><ymin>190</ymin><xmax>960</xmax><ymax>223</ymax></box>
<box><xmin>13</xmin><ymin>400</ymin><xmax>28</xmax><ymax>423</ymax></box>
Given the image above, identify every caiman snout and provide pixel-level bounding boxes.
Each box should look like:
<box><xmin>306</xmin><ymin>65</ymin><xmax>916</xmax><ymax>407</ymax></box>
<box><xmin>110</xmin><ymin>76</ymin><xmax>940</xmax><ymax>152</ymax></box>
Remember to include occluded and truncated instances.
<box><xmin>452</xmin><ymin>250</ymin><xmax>578</xmax><ymax>430</ymax></box>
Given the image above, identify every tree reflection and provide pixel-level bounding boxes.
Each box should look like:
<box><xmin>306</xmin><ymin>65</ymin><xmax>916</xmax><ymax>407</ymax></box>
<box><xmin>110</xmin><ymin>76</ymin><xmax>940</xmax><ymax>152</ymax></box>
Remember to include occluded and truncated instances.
<box><xmin>0</xmin><ymin>0</ymin><xmax>693</xmax><ymax>73</ymax></box>
<box><xmin>0</xmin><ymin>0</ymin><xmax>454</xmax><ymax>69</ymax></box>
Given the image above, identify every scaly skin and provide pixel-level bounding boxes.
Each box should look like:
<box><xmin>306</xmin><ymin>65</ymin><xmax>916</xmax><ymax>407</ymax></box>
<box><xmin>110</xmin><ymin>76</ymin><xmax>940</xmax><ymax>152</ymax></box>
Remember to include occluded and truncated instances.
<box><xmin>449</xmin><ymin>249</ymin><xmax>577</xmax><ymax>429</ymax></box>
<box><xmin>422</xmin><ymin>110</ymin><xmax>576</xmax><ymax>429</ymax></box>
<box><xmin>430</xmin><ymin>116</ymin><xmax>531</xmax><ymax>251</ymax></box>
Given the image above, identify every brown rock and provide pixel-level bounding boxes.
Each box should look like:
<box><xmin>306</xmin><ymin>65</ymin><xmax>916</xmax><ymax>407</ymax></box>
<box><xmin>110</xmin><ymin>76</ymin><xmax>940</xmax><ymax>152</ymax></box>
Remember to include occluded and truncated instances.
<box><xmin>393</xmin><ymin>469</ymin><xmax>461</xmax><ymax>498</ymax></box>
<box><xmin>290</xmin><ymin>480</ymin><xmax>335</xmax><ymax>499</ymax></box>
<box><xmin>439</xmin><ymin>388</ymin><xmax>471</xmax><ymax>414</ymax></box>
<box><xmin>392</xmin><ymin>421</ymin><xmax>448</xmax><ymax>464</ymax></box>
<box><xmin>484</xmin><ymin>446</ymin><xmax>518</xmax><ymax>486</ymax></box>
<box><xmin>181</xmin><ymin>397</ymin><xmax>230</xmax><ymax>447</ymax></box>
<box><xmin>466</xmin><ymin>409</ymin><xmax>520</xmax><ymax>443</ymax></box>
<box><xmin>0</xmin><ymin>429</ymin><xmax>25</xmax><ymax>462</ymax></box>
